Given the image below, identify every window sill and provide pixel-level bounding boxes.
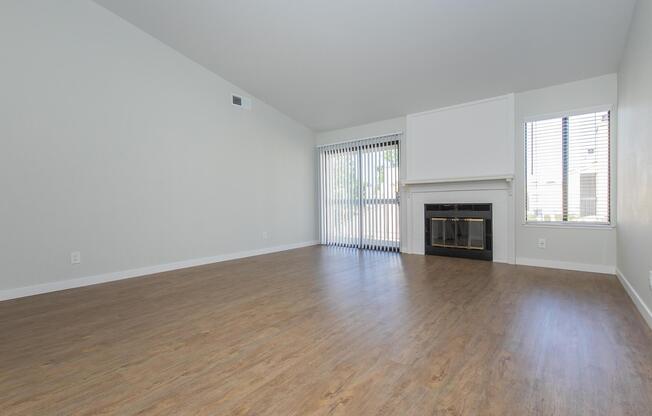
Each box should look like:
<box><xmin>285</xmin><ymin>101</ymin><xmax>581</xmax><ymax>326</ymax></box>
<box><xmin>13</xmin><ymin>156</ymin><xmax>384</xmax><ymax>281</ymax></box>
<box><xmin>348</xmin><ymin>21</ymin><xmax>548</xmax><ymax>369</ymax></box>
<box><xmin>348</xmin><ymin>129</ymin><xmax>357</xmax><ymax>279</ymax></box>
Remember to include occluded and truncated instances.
<box><xmin>522</xmin><ymin>222</ymin><xmax>615</xmax><ymax>230</ymax></box>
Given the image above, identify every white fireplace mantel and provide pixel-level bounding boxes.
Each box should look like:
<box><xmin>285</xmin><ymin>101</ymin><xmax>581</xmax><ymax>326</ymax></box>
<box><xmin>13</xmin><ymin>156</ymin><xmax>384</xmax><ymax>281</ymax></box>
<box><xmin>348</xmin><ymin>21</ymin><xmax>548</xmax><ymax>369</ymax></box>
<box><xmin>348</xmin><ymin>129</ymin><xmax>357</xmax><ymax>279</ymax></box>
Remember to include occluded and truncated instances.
<box><xmin>401</xmin><ymin>174</ymin><xmax>514</xmax><ymax>187</ymax></box>
<box><xmin>401</xmin><ymin>177</ymin><xmax>516</xmax><ymax>264</ymax></box>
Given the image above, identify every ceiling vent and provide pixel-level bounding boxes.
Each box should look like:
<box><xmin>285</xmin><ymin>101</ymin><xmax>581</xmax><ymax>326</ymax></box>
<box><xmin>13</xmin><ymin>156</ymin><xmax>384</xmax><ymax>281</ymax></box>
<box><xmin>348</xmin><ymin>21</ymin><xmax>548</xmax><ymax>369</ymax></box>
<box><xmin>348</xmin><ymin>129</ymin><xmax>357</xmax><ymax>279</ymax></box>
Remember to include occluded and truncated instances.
<box><xmin>231</xmin><ymin>93</ymin><xmax>252</xmax><ymax>110</ymax></box>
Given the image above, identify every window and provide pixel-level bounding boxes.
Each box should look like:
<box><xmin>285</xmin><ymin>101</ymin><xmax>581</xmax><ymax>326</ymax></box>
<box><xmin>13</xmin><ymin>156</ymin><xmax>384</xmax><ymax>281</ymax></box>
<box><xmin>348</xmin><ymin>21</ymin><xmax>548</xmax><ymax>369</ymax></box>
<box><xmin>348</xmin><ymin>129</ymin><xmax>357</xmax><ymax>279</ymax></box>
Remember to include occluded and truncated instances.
<box><xmin>525</xmin><ymin>110</ymin><xmax>610</xmax><ymax>224</ymax></box>
<box><xmin>318</xmin><ymin>135</ymin><xmax>400</xmax><ymax>251</ymax></box>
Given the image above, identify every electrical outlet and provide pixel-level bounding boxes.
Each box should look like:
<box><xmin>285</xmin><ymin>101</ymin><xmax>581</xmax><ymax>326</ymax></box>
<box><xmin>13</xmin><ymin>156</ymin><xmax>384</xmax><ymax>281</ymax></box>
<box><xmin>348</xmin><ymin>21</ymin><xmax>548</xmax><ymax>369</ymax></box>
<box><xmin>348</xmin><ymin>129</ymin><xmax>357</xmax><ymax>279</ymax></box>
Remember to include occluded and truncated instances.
<box><xmin>262</xmin><ymin>231</ymin><xmax>269</xmax><ymax>240</ymax></box>
<box><xmin>70</xmin><ymin>251</ymin><xmax>81</xmax><ymax>265</ymax></box>
<box><xmin>537</xmin><ymin>238</ymin><xmax>546</xmax><ymax>249</ymax></box>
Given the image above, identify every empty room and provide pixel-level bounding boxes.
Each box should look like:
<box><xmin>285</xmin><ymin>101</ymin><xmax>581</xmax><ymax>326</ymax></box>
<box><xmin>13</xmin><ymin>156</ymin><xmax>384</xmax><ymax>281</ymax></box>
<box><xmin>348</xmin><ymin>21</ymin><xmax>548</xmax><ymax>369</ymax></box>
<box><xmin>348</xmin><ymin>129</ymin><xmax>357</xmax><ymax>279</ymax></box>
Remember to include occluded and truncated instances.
<box><xmin>2</xmin><ymin>1</ymin><xmax>652</xmax><ymax>415</ymax></box>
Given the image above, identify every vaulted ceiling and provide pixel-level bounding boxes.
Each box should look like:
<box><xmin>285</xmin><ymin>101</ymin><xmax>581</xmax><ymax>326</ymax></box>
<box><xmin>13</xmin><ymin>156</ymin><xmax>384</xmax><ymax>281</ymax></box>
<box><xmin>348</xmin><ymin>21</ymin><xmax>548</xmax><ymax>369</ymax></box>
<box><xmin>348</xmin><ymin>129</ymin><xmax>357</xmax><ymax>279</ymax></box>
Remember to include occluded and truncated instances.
<box><xmin>93</xmin><ymin>0</ymin><xmax>637</xmax><ymax>131</ymax></box>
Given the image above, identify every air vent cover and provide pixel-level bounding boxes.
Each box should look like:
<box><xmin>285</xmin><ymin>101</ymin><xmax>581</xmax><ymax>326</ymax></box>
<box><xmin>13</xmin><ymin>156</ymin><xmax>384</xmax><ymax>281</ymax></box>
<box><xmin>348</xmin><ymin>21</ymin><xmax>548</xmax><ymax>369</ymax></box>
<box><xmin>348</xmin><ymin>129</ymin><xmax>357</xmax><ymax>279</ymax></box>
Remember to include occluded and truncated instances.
<box><xmin>231</xmin><ymin>93</ymin><xmax>251</xmax><ymax>110</ymax></box>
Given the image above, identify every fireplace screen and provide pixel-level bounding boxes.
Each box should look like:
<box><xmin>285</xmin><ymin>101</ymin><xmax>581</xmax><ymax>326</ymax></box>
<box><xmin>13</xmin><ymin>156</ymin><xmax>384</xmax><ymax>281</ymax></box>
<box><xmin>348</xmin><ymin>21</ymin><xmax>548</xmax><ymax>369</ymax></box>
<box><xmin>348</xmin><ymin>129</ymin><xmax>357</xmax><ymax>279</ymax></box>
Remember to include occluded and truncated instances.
<box><xmin>425</xmin><ymin>203</ymin><xmax>492</xmax><ymax>260</ymax></box>
<box><xmin>430</xmin><ymin>218</ymin><xmax>485</xmax><ymax>250</ymax></box>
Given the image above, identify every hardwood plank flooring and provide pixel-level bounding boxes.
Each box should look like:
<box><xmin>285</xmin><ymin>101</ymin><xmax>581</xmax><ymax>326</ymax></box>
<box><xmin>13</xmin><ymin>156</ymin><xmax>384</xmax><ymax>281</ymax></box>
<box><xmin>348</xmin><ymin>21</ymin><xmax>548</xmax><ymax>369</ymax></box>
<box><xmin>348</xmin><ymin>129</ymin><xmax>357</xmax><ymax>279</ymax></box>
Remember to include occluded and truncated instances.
<box><xmin>1</xmin><ymin>246</ymin><xmax>651</xmax><ymax>415</ymax></box>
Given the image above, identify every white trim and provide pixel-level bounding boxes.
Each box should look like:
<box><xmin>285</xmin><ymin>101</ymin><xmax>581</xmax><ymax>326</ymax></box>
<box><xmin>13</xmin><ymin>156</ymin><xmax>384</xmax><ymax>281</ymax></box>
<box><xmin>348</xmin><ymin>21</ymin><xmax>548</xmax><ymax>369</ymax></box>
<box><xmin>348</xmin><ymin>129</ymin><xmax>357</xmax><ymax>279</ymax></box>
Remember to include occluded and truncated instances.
<box><xmin>522</xmin><ymin>104</ymin><xmax>613</xmax><ymax>123</ymax></box>
<box><xmin>409</xmin><ymin>186</ymin><xmax>511</xmax><ymax>194</ymax></box>
<box><xmin>516</xmin><ymin>257</ymin><xmax>616</xmax><ymax>274</ymax></box>
<box><xmin>522</xmin><ymin>222</ymin><xmax>615</xmax><ymax>230</ymax></box>
<box><xmin>401</xmin><ymin>175</ymin><xmax>514</xmax><ymax>186</ymax></box>
<box><xmin>0</xmin><ymin>241</ymin><xmax>320</xmax><ymax>302</ymax></box>
<box><xmin>408</xmin><ymin>94</ymin><xmax>513</xmax><ymax>119</ymax></box>
<box><xmin>315</xmin><ymin>131</ymin><xmax>403</xmax><ymax>148</ymax></box>
<box><xmin>616</xmin><ymin>268</ymin><xmax>652</xmax><ymax>330</ymax></box>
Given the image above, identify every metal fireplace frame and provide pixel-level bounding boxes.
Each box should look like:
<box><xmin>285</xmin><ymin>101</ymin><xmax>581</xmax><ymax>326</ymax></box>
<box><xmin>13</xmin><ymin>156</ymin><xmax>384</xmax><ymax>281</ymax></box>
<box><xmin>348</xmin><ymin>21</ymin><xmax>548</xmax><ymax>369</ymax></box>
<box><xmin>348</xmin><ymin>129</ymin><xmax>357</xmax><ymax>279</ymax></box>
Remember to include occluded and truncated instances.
<box><xmin>424</xmin><ymin>203</ymin><xmax>493</xmax><ymax>261</ymax></box>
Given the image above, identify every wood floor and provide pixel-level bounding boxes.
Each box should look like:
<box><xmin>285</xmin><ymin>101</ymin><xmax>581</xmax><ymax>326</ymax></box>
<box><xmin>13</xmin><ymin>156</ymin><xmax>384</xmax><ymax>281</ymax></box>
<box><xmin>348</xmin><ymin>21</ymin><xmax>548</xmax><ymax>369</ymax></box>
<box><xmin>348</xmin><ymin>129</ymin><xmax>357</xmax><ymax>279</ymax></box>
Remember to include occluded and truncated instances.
<box><xmin>1</xmin><ymin>246</ymin><xmax>651</xmax><ymax>415</ymax></box>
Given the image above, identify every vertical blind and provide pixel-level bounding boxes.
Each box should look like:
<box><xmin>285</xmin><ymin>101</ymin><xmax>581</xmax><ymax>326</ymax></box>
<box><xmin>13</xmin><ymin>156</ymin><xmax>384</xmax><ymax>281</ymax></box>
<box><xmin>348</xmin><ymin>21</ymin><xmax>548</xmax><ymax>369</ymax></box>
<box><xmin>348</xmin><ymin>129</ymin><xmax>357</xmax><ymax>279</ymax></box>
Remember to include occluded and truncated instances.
<box><xmin>525</xmin><ymin>110</ymin><xmax>610</xmax><ymax>223</ymax></box>
<box><xmin>319</xmin><ymin>134</ymin><xmax>400</xmax><ymax>251</ymax></box>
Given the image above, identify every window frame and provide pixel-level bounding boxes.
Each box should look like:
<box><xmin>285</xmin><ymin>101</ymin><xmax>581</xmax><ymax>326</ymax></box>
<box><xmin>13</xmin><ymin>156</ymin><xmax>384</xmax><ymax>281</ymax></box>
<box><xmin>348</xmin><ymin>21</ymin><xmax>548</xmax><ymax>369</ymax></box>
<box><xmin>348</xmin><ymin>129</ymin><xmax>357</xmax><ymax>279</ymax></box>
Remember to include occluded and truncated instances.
<box><xmin>523</xmin><ymin>105</ymin><xmax>614</xmax><ymax>228</ymax></box>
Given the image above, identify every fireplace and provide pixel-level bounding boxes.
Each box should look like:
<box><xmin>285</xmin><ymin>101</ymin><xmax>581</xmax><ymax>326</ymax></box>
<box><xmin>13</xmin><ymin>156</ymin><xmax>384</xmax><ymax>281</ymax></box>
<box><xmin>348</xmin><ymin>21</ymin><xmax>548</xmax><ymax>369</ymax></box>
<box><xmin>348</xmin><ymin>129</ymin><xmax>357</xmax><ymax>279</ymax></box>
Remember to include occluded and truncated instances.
<box><xmin>424</xmin><ymin>203</ymin><xmax>492</xmax><ymax>261</ymax></box>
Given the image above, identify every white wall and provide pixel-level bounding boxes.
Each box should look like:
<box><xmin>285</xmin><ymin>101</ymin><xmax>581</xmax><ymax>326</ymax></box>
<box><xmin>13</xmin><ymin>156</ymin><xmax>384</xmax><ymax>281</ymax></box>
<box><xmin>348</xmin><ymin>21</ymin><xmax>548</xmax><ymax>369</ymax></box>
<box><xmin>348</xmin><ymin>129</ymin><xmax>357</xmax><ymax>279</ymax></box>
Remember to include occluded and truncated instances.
<box><xmin>514</xmin><ymin>74</ymin><xmax>618</xmax><ymax>273</ymax></box>
<box><xmin>0</xmin><ymin>0</ymin><xmax>316</xmax><ymax>296</ymax></box>
<box><xmin>405</xmin><ymin>95</ymin><xmax>515</xmax><ymax>181</ymax></box>
<box><xmin>617</xmin><ymin>0</ymin><xmax>652</xmax><ymax>328</ymax></box>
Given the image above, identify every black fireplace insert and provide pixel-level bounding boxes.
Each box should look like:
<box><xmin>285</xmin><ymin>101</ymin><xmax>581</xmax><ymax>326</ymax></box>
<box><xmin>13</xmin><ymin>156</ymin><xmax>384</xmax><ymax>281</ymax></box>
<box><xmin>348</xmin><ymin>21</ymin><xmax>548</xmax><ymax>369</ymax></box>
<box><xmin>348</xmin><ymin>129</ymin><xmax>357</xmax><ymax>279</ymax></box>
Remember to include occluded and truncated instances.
<box><xmin>424</xmin><ymin>203</ymin><xmax>492</xmax><ymax>261</ymax></box>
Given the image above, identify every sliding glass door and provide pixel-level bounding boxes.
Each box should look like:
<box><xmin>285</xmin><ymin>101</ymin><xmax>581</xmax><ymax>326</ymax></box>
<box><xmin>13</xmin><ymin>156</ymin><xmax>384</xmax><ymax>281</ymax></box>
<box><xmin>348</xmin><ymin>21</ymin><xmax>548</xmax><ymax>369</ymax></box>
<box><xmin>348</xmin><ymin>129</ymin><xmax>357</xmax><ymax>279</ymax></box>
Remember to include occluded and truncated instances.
<box><xmin>318</xmin><ymin>134</ymin><xmax>400</xmax><ymax>251</ymax></box>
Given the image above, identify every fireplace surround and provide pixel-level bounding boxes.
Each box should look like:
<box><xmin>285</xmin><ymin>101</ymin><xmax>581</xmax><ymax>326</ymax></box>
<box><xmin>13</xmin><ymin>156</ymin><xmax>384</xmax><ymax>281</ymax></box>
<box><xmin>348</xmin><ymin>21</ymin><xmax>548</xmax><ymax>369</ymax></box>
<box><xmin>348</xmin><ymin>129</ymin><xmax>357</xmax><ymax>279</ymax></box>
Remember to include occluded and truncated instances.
<box><xmin>424</xmin><ymin>203</ymin><xmax>493</xmax><ymax>261</ymax></box>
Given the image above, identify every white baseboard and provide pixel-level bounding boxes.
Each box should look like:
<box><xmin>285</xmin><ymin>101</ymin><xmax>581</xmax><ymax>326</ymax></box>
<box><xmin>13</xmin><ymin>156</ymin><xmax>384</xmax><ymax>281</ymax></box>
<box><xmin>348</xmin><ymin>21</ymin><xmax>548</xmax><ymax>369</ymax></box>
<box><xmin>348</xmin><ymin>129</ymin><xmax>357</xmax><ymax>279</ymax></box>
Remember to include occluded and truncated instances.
<box><xmin>616</xmin><ymin>268</ymin><xmax>652</xmax><ymax>330</ymax></box>
<box><xmin>515</xmin><ymin>257</ymin><xmax>616</xmax><ymax>275</ymax></box>
<box><xmin>0</xmin><ymin>240</ymin><xmax>320</xmax><ymax>302</ymax></box>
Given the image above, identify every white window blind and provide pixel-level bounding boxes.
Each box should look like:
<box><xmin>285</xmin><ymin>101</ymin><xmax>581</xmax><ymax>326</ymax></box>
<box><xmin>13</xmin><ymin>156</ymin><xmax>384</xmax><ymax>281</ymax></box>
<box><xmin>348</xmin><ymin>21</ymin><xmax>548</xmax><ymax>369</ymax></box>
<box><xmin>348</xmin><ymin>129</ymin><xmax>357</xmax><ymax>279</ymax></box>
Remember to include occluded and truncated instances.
<box><xmin>525</xmin><ymin>110</ymin><xmax>610</xmax><ymax>224</ymax></box>
<box><xmin>319</xmin><ymin>134</ymin><xmax>400</xmax><ymax>251</ymax></box>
